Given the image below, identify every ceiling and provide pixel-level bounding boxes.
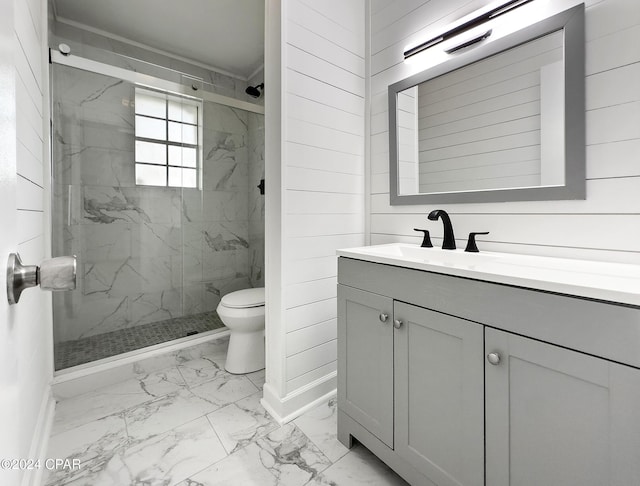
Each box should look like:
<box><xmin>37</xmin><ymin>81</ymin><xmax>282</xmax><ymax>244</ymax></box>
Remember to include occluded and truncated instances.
<box><xmin>53</xmin><ymin>0</ymin><xmax>265</xmax><ymax>79</ymax></box>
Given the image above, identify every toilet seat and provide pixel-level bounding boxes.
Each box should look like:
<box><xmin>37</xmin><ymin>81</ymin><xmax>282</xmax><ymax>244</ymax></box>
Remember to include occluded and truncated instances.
<box><xmin>220</xmin><ymin>288</ymin><xmax>265</xmax><ymax>309</ymax></box>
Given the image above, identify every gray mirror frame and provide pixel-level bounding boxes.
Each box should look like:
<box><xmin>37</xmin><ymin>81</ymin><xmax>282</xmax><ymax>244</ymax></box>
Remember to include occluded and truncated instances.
<box><xmin>388</xmin><ymin>4</ymin><xmax>585</xmax><ymax>205</ymax></box>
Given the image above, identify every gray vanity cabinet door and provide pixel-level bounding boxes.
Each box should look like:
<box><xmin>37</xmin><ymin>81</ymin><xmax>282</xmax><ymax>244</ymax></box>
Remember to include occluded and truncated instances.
<box><xmin>337</xmin><ymin>284</ymin><xmax>394</xmax><ymax>448</ymax></box>
<box><xmin>394</xmin><ymin>302</ymin><xmax>484</xmax><ymax>486</ymax></box>
<box><xmin>485</xmin><ymin>328</ymin><xmax>640</xmax><ymax>486</ymax></box>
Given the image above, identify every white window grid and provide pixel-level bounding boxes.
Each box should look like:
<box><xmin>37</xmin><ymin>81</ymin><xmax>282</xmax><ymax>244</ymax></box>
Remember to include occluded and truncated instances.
<box><xmin>134</xmin><ymin>87</ymin><xmax>202</xmax><ymax>188</ymax></box>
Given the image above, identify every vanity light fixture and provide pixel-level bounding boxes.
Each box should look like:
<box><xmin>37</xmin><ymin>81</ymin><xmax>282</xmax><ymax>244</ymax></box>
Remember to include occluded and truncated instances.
<box><xmin>403</xmin><ymin>0</ymin><xmax>534</xmax><ymax>60</ymax></box>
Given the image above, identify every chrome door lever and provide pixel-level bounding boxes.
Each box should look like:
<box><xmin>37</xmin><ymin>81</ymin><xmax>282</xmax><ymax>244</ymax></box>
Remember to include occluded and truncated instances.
<box><xmin>7</xmin><ymin>253</ymin><xmax>76</xmax><ymax>305</ymax></box>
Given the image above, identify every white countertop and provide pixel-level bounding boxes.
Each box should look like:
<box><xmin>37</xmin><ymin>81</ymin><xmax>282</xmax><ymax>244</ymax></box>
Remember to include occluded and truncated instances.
<box><xmin>337</xmin><ymin>243</ymin><xmax>640</xmax><ymax>307</ymax></box>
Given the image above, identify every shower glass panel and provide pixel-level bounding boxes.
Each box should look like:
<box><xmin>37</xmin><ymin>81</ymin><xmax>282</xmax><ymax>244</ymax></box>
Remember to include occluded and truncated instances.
<box><xmin>51</xmin><ymin>62</ymin><xmax>264</xmax><ymax>371</ymax></box>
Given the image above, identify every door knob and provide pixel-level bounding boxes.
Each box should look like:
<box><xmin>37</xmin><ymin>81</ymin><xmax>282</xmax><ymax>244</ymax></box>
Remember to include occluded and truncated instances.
<box><xmin>487</xmin><ymin>352</ymin><xmax>501</xmax><ymax>365</ymax></box>
<box><xmin>379</xmin><ymin>313</ymin><xmax>389</xmax><ymax>323</ymax></box>
<box><xmin>7</xmin><ymin>253</ymin><xmax>76</xmax><ymax>305</ymax></box>
<box><xmin>393</xmin><ymin>319</ymin><xmax>403</xmax><ymax>329</ymax></box>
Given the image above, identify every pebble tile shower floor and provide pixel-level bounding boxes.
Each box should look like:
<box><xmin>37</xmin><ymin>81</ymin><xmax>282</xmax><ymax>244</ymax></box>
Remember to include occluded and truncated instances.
<box><xmin>46</xmin><ymin>339</ymin><xmax>408</xmax><ymax>486</ymax></box>
<box><xmin>54</xmin><ymin>311</ymin><xmax>225</xmax><ymax>370</ymax></box>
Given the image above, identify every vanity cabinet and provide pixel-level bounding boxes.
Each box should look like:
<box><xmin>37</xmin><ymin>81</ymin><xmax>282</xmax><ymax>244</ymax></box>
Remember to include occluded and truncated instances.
<box><xmin>485</xmin><ymin>328</ymin><xmax>640</xmax><ymax>486</ymax></box>
<box><xmin>338</xmin><ymin>284</ymin><xmax>484</xmax><ymax>486</ymax></box>
<box><xmin>337</xmin><ymin>286</ymin><xmax>394</xmax><ymax>448</ymax></box>
<box><xmin>393</xmin><ymin>301</ymin><xmax>484</xmax><ymax>486</ymax></box>
<box><xmin>337</xmin><ymin>257</ymin><xmax>640</xmax><ymax>486</ymax></box>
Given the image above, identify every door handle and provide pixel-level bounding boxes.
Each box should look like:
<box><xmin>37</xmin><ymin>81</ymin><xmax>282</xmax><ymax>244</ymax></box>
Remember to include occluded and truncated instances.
<box><xmin>7</xmin><ymin>253</ymin><xmax>76</xmax><ymax>305</ymax></box>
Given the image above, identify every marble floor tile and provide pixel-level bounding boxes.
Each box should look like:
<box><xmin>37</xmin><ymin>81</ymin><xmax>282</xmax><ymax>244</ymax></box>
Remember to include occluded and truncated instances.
<box><xmin>256</xmin><ymin>424</ymin><xmax>332</xmax><ymax>485</ymax></box>
<box><xmin>307</xmin><ymin>444</ymin><xmax>409</xmax><ymax>486</ymax></box>
<box><xmin>53</xmin><ymin>367</ymin><xmax>186</xmax><ymax>434</ymax></box>
<box><xmin>135</xmin><ymin>366</ymin><xmax>187</xmax><ymax>396</ymax></box>
<box><xmin>50</xmin><ymin>416</ymin><xmax>227</xmax><ymax>486</ymax></box>
<box><xmin>116</xmin><ymin>416</ymin><xmax>227</xmax><ymax>485</ymax></box>
<box><xmin>294</xmin><ymin>398</ymin><xmax>349</xmax><ymax>463</ymax></box>
<box><xmin>49</xmin><ymin>333</ymin><xmax>411</xmax><ymax>486</ymax></box>
<box><xmin>177</xmin><ymin>356</ymin><xmax>227</xmax><ymax>387</ymax></box>
<box><xmin>175</xmin><ymin>443</ymin><xmax>277</xmax><ymax>486</ymax></box>
<box><xmin>188</xmin><ymin>373</ymin><xmax>258</xmax><ymax>409</ymax></box>
<box><xmin>124</xmin><ymin>388</ymin><xmax>220</xmax><ymax>441</ymax></box>
<box><xmin>176</xmin><ymin>336</ymin><xmax>229</xmax><ymax>364</ymax></box>
<box><xmin>48</xmin><ymin>388</ymin><xmax>409</xmax><ymax>486</ymax></box>
<box><xmin>45</xmin><ymin>460</ymin><xmax>121</xmax><ymax>486</ymax></box>
<box><xmin>179</xmin><ymin>423</ymin><xmax>331</xmax><ymax>486</ymax></box>
<box><xmin>128</xmin><ymin>334</ymin><xmax>229</xmax><ymax>376</ymax></box>
<box><xmin>246</xmin><ymin>368</ymin><xmax>265</xmax><ymax>389</ymax></box>
<box><xmin>45</xmin><ymin>415</ymin><xmax>128</xmax><ymax>486</ymax></box>
<box><xmin>206</xmin><ymin>391</ymin><xmax>279</xmax><ymax>454</ymax></box>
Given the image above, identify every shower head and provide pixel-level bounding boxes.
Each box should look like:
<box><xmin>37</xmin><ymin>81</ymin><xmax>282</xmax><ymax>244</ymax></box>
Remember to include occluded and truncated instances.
<box><xmin>245</xmin><ymin>83</ymin><xmax>264</xmax><ymax>98</ymax></box>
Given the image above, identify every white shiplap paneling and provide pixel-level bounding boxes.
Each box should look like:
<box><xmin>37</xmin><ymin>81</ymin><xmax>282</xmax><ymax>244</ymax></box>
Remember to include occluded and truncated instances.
<box><xmin>285</xmin><ymin>277</ymin><xmax>337</xmax><ymax>308</ymax></box>
<box><xmin>281</xmin><ymin>0</ymin><xmax>365</xmax><ymax>397</ymax></box>
<box><xmin>286</xmin><ymin>318</ymin><xmax>337</xmax><ymax>357</ymax></box>
<box><xmin>286</xmin><ymin>360</ymin><xmax>337</xmax><ymax>393</ymax></box>
<box><xmin>283</xmin><ymin>255</ymin><xmax>337</xmax><ymax>285</ymax></box>
<box><xmin>11</xmin><ymin>0</ymin><xmax>52</xmax><ymax>484</ymax></box>
<box><xmin>369</xmin><ymin>0</ymin><xmax>640</xmax><ymax>264</ymax></box>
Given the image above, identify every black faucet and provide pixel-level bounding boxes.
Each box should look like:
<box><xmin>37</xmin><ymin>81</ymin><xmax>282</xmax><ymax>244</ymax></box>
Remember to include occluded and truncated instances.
<box><xmin>428</xmin><ymin>209</ymin><xmax>456</xmax><ymax>250</ymax></box>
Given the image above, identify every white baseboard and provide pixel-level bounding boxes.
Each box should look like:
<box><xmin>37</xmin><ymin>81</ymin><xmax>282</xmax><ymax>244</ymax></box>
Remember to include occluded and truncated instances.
<box><xmin>22</xmin><ymin>387</ymin><xmax>55</xmax><ymax>486</ymax></box>
<box><xmin>261</xmin><ymin>371</ymin><xmax>336</xmax><ymax>424</ymax></box>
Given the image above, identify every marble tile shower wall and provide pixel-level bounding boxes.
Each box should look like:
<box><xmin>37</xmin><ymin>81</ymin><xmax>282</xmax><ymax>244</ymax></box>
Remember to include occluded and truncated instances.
<box><xmin>248</xmin><ymin>112</ymin><xmax>265</xmax><ymax>288</ymax></box>
<box><xmin>52</xmin><ymin>65</ymin><xmax>264</xmax><ymax>344</ymax></box>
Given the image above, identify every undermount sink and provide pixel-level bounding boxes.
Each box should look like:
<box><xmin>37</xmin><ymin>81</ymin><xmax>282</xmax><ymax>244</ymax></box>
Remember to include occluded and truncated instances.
<box><xmin>337</xmin><ymin>243</ymin><xmax>640</xmax><ymax>306</ymax></box>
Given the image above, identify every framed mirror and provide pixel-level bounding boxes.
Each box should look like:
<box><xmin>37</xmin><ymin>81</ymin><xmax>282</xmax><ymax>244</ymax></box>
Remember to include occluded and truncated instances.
<box><xmin>389</xmin><ymin>4</ymin><xmax>585</xmax><ymax>205</ymax></box>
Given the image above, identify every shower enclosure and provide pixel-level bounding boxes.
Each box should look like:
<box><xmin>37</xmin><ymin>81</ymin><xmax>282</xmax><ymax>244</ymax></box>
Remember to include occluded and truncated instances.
<box><xmin>50</xmin><ymin>55</ymin><xmax>264</xmax><ymax>371</ymax></box>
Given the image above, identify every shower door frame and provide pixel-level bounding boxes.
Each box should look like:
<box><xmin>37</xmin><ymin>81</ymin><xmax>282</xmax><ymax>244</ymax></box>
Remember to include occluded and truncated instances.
<box><xmin>49</xmin><ymin>50</ymin><xmax>265</xmax><ymax>377</ymax></box>
<box><xmin>50</xmin><ymin>50</ymin><xmax>265</xmax><ymax>116</ymax></box>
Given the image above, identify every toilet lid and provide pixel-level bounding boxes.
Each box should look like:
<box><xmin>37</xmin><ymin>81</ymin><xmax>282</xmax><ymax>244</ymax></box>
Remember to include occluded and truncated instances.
<box><xmin>220</xmin><ymin>288</ymin><xmax>265</xmax><ymax>309</ymax></box>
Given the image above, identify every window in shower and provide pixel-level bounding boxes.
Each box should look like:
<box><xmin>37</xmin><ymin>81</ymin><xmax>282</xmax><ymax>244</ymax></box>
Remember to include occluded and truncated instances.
<box><xmin>134</xmin><ymin>87</ymin><xmax>201</xmax><ymax>188</ymax></box>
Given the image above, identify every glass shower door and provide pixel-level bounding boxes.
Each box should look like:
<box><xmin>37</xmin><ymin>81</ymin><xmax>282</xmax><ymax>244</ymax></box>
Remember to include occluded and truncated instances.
<box><xmin>51</xmin><ymin>63</ymin><xmax>226</xmax><ymax>370</ymax></box>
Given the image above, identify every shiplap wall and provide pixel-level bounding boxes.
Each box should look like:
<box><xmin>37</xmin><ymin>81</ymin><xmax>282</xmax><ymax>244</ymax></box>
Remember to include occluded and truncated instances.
<box><xmin>369</xmin><ymin>0</ymin><xmax>640</xmax><ymax>264</ymax></box>
<box><xmin>13</xmin><ymin>0</ymin><xmax>52</xmax><ymax>482</ymax></box>
<box><xmin>281</xmin><ymin>0</ymin><xmax>365</xmax><ymax>396</ymax></box>
<box><xmin>416</xmin><ymin>31</ymin><xmax>564</xmax><ymax>193</ymax></box>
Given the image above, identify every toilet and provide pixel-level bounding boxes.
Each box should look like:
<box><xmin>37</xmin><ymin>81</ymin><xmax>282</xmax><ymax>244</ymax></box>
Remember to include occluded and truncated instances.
<box><xmin>216</xmin><ymin>287</ymin><xmax>265</xmax><ymax>374</ymax></box>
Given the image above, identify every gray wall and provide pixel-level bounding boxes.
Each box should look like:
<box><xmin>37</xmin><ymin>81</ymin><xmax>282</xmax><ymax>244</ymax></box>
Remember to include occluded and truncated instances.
<box><xmin>369</xmin><ymin>0</ymin><xmax>640</xmax><ymax>264</ymax></box>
